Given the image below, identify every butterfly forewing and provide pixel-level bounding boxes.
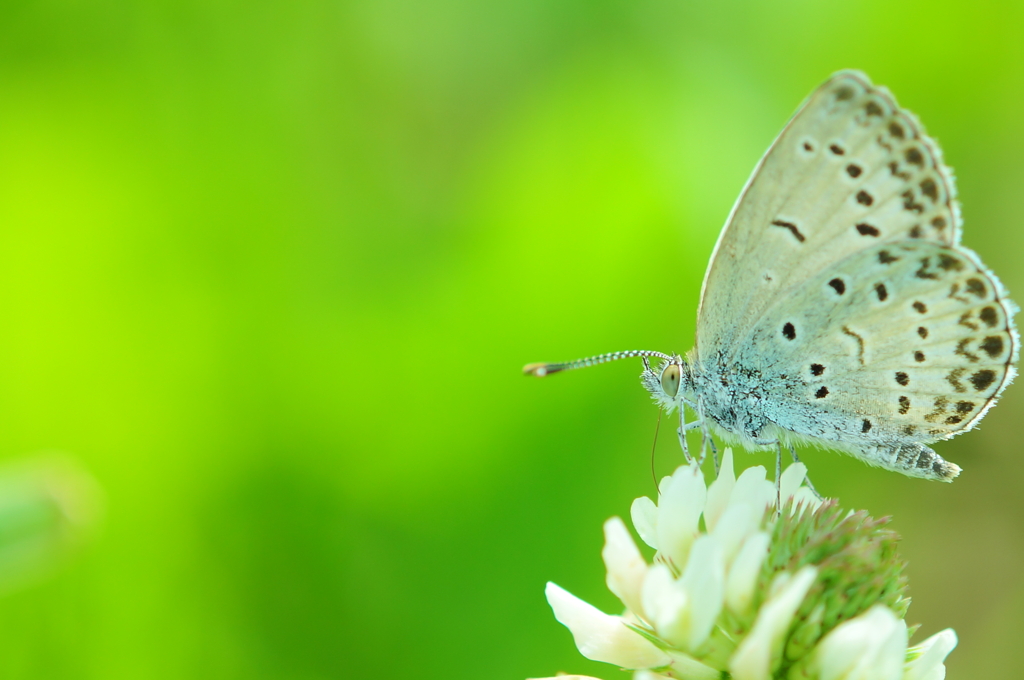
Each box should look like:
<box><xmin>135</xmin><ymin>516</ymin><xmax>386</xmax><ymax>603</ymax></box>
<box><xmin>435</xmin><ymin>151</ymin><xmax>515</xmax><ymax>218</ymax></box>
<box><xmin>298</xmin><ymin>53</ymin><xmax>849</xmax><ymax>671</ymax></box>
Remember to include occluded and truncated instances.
<box><xmin>696</xmin><ymin>71</ymin><xmax>961</xmax><ymax>363</ymax></box>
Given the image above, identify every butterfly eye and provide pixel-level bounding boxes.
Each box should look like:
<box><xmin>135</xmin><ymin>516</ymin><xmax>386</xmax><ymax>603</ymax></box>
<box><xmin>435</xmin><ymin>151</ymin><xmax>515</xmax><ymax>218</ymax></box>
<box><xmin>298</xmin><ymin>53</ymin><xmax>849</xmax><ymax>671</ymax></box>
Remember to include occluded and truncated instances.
<box><xmin>661</xmin><ymin>364</ymin><xmax>681</xmax><ymax>397</ymax></box>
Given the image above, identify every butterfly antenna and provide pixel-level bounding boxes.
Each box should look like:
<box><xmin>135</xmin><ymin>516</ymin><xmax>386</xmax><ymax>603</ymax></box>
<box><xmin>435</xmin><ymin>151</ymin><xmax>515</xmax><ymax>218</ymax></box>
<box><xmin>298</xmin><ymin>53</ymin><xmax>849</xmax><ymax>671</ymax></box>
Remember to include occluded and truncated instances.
<box><xmin>523</xmin><ymin>350</ymin><xmax>672</xmax><ymax>377</ymax></box>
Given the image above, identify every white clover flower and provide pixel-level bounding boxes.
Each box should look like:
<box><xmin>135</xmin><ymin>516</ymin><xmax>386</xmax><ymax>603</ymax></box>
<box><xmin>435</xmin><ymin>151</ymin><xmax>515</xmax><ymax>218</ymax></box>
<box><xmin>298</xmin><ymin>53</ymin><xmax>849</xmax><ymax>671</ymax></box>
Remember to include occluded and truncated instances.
<box><xmin>533</xmin><ymin>449</ymin><xmax>957</xmax><ymax>680</ymax></box>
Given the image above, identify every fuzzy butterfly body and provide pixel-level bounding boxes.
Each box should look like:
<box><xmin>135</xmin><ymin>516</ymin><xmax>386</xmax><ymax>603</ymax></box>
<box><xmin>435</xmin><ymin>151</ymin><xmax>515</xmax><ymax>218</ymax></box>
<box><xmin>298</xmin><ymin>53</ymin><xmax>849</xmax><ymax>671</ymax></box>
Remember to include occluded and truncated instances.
<box><xmin>528</xmin><ymin>71</ymin><xmax>1018</xmax><ymax>481</ymax></box>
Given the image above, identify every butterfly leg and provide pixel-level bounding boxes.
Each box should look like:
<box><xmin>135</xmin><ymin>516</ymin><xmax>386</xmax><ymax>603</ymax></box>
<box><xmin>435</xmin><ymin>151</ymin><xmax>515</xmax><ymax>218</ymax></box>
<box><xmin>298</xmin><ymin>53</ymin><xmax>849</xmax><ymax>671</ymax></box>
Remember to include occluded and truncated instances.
<box><xmin>677</xmin><ymin>419</ymin><xmax>705</xmax><ymax>464</ymax></box>
<box><xmin>787</xmin><ymin>444</ymin><xmax>823</xmax><ymax>500</ymax></box>
<box><xmin>706</xmin><ymin>431</ymin><xmax>720</xmax><ymax>475</ymax></box>
<box><xmin>676</xmin><ymin>406</ymin><xmax>692</xmax><ymax>463</ymax></box>
<box><xmin>696</xmin><ymin>399</ymin><xmax>711</xmax><ymax>469</ymax></box>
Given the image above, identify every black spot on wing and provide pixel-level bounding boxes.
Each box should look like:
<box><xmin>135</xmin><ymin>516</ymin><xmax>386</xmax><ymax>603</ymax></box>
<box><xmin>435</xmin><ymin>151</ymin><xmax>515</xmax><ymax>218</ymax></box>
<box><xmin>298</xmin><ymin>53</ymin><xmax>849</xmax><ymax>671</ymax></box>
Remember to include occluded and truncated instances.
<box><xmin>905</xmin><ymin>147</ymin><xmax>924</xmax><ymax>166</ymax></box>
<box><xmin>949</xmin><ymin>283</ymin><xmax>971</xmax><ymax>304</ymax></box>
<box><xmin>980</xmin><ymin>335</ymin><xmax>1005</xmax><ymax>358</ymax></box>
<box><xmin>771</xmin><ymin>219</ymin><xmax>805</xmax><ymax>243</ymax></box>
<box><xmin>889</xmin><ymin>160</ymin><xmax>911</xmax><ymax>180</ymax></box>
<box><xmin>902</xmin><ymin>190</ymin><xmax>925</xmax><ymax>214</ymax></box>
<box><xmin>842</xmin><ymin>326</ymin><xmax>865</xmax><ymax>364</ymax></box>
<box><xmin>965</xmin><ymin>278</ymin><xmax>988</xmax><ymax>298</ymax></box>
<box><xmin>937</xmin><ymin>253</ymin><xmax>965</xmax><ymax>271</ymax></box>
<box><xmin>915</xmin><ymin>258</ymin><xmax>939</xmax><ymax>280</ymax></box>
<box><xmin>980</xmin><ymin>306</ymin><xmax>999</xmax><ymax>328</ymax></box>
<box><xmin>920</xmin><ymin>178</ymin><xmax>939</xmax><ymax>201</ymax></box>
<box><xmin>954</xmin><ymin>339</ymin><xmax>979</xmax><ymax>363</ymax></box>
<box><xmin>947</xmin><ymin>368</ymin><xmax>967</xmax><ymax>393</ymax></box>
<box><xmin>970</xmin><ymin>369</ymin><xmax>997</xmax><ymax>391</ymax></box>
<box><xmin>924</xmin><ymin>397</ymin><xmax>949</xmax><ymax>423</ymax></box>
<box><xmin>959</xmin><ymin>311</ymin><xmax>979</xmax><ymax>331</ymax></box>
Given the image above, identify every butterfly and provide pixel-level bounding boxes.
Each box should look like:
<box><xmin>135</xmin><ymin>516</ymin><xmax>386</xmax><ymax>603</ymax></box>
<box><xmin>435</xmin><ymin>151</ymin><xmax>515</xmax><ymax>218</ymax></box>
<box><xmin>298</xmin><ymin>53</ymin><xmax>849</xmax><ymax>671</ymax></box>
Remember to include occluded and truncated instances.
<box><xmin>525</xmin><ymin>71</ymin><xmax>1018</xmax><ymax>482</ymax></box>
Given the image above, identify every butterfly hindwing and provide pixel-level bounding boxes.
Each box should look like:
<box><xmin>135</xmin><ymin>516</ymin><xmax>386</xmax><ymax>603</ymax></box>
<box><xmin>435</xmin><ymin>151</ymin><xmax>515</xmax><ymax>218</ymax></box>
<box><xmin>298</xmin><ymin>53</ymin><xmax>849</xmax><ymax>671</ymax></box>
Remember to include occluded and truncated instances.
<box><xmin>736</xmin><ymin>241</ymin><xmax>1017</xmax><ymax>455</ymax></box>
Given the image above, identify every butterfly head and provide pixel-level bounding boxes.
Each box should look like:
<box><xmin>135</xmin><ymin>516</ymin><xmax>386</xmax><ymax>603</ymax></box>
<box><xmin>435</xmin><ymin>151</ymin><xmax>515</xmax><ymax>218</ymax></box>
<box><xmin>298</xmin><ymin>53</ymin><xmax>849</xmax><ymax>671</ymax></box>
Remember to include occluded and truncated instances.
<box><xmin>641</xmin><ymin>354</ymin><xmax>690</xmax><ymax>412</ymax></box>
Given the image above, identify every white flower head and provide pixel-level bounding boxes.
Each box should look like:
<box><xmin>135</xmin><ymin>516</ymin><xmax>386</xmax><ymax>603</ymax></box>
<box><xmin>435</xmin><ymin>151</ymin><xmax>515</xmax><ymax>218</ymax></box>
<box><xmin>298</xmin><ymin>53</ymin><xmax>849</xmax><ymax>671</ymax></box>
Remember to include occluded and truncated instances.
<box><xmin>535</xmin><ymin>450</ymin><xmax>956</xmax><ymax>680</ymax></box>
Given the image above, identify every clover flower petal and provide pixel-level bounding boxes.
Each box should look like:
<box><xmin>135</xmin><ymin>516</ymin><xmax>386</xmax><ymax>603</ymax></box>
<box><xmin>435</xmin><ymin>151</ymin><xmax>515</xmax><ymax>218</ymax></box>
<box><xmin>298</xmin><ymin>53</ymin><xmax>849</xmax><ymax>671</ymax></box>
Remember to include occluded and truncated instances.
<box><xmin>904</xmin><ymin>628</ymin><xmax>957</xmax><ymax>680</ymax></box>
<box><xmin>729</xmin><ymin>566</ymin><xmax>817</xmax><ymax>680</ymax></box>
<box><xmin>654</xmin><ymin>463</ymin><xmax>705</xmax><ymax>569</ymax></box>
<box><xmin>677</xmin><ymin>534</ymin><xmax>725</xmax><ymax>651</ymax></box>
<box><xmin>603</xmin><ymin>516</ymin><xmax>648</xmax><ymax>617</ymax></box>
<box><xmin>704</xmin><ymin>447</ymin><xmax>736</xmax><ymax>532</ymax></box>
<box><xmin>545</xmin><ymin>582</ymin><xmax>671</xmax><ymax>669</ymax></box>
<box><xmin>813</xmin><ymin>605</ymin><xmax>907</xmax><ymax>680</ymax></box>
<box><xmin>640</xmin><ymin>561</ymin><xmax>688</xmax><ymax>642</ymax></box>
<box><xmin>725</xmin><ymin>530</ymin><xmax>771</xmax><ymax>615</ymax></box>
<box><xmin>631</xmin><ymin>495</ymin><xmax>659</xmax><ymax>550</ymax></box>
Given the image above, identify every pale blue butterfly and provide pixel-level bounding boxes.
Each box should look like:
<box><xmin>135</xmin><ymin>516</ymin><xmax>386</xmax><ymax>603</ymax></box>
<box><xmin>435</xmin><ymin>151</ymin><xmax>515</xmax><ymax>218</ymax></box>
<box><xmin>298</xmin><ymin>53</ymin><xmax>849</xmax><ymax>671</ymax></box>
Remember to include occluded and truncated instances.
<box><xmin>526</xmin><ymin>71</ymin><xmax>1018</xmax><ymax>482</ymax></box>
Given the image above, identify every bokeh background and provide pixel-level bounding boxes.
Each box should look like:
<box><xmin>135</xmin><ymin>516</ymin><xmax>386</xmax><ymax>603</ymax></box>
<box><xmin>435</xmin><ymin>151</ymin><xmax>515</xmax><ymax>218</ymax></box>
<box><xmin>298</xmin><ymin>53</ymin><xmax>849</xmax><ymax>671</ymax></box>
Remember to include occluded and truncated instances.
<box><xmin>1</xmin><ymin>1</ymin><xmax>1023</xmax><ymax>678</ymax></box>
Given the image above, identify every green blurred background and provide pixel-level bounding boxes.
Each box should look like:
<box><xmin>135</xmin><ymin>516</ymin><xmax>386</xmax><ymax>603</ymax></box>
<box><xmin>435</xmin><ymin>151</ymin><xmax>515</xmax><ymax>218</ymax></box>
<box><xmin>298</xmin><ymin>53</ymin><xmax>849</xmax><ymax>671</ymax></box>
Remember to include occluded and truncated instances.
<box><xmin>1</xmin><ymin>1</ymin><xmax>1023</xmax><ymax>677</ymax></box>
